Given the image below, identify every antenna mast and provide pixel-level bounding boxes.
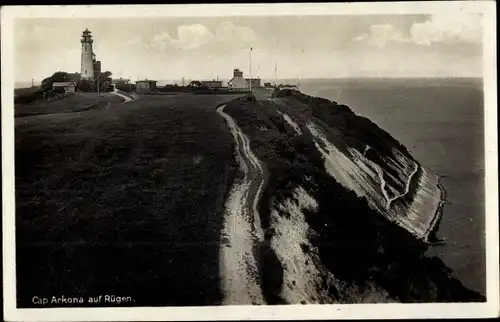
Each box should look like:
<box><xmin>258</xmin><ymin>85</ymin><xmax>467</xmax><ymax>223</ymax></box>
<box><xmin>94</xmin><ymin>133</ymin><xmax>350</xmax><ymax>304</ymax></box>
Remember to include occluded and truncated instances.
<box><xmin>249</xmin><ymin>47</ymin><xmax>253</xmax><ymax>92</ymax></box>
<box><xmin>274</xmin><ymin>60</ymin><xmax>278</xmax><ymax>87</ymax></box>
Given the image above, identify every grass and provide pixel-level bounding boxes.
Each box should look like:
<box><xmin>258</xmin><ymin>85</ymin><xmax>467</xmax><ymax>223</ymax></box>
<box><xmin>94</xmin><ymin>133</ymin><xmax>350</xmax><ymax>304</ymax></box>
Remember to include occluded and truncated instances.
<box><xmin>14</xmin><ymin>93</ymin><xmax>125</xmax><ymax>118</ymax></box>
<box><xmin>14</xmin><ymin>86</ymin><xmax>40</xmax><ymax>98</ymax></box>
<box><xmin>15</xmin><ymin>93</ymin><xmax>243</xmax><ymax>307</ymax></box>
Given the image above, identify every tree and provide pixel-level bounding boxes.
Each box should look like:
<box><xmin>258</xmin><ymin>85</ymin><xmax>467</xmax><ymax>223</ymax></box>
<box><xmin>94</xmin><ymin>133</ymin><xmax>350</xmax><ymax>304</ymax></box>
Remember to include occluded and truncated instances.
<box><xmin>115</xmin><ymin>81</ymin><xmax>131</xmax><ymax>92</ymax></box>
<box><xmin>40</xmin><ymin>71</ymin><xmax>69</xmax><ymax>92</ymax></box>
<box><xmin>97</xmin><ymin>71</ymin><xmax>113</xmax><ymax>92</ymax></box>
<box><xmin>77</xmin><ymin>79</ymin><xmax>93</xmax><ymax>92</ymax></box>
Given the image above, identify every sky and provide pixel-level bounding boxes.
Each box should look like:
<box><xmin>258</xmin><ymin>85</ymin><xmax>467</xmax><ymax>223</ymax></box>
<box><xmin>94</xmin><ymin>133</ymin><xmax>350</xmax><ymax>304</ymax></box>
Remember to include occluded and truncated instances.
<box><xmin>14</xmin><ymin>13</ymin><xmax>483</xmax><ymax>83</ymax></box>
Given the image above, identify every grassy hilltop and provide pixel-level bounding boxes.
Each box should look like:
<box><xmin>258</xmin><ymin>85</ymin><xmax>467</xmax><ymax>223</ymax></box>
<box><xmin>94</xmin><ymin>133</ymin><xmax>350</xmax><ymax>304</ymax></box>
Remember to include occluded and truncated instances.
<box><xmin>15</xmin><ymin>92</ymin><xmax>124</xmax><ymax>117</ymax></box>
<box><xmin>15</xmin><ymin>94</ymin><xmax>243</xmax><ymax>307</ymax></box>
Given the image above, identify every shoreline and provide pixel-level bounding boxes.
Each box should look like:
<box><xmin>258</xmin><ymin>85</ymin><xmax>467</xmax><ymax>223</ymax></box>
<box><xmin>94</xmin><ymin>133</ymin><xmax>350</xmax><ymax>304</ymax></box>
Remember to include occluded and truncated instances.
<box><xmin>394</xmin><ymin>164</ymin><xmax>447</xmax><ymax>244</ymax></box>
<box><xmin>426</xmin><ymin>175</ymin><xmax>448</xmax><ymax>244</ymax></box>
<box><xmin>426</xmin><ymin>173</ymin><xmax>447</xmax><ymax>245</ymax></box>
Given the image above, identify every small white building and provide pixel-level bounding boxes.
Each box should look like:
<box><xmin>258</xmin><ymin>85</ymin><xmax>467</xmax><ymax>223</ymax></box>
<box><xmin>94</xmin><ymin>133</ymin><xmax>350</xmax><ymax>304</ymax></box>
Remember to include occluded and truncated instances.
<box><xmin>135</xmin><ymin>80</ymin><xmax>157</xmax><ymax>93</ymax></box>
<box><xmin>201</xmin><ymin>80</ymin><xmax>223</xmax><ymax>89</ymax></box>
<box><xmin>228</xmin><ymin>68</ymin><xmax>249</xmax><ymax>90</ymax></box>
<box><xmin>52</xmin><ymin>82</ymin><xmax>77</xmax><ymax>93</ymax></box>
<box><xmin>228</xmin><ymin>68</ymin><xmax>261</xmax><ymax>91</ymax></box>
<box><xmin>228</xmin><ymin>77</ymin><xmax>248</xmax><ymax>89</ymax></box>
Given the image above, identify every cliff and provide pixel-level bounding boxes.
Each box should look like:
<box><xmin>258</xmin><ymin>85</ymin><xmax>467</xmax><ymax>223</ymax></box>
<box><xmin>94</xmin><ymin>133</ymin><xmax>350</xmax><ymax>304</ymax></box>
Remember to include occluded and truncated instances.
<box><xmin>270</xmin><ymin>89</ymin><xmax>443</xmax><ymax>243</ymax></box>
<box><xmin>218</xmin><ymin>89</ymin><xmax>485</xmax><ymax>304</ymax></box>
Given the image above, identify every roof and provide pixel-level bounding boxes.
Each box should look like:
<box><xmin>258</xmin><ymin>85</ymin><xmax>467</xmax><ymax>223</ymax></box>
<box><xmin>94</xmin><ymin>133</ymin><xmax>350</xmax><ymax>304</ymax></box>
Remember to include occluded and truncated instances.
<box><xmin>228</xmin><ymin>77</ymin><xmax>248</xmax><ymax>88</ymax></box>
<box><xmin>52</xmin><ymin>82</ymin><xmax>76</xmax><ymax>87</ymax></box>
<box><xmin>136</xmin><ymin>80</ymin><xmax>157</xmax><ymax>83</ymax></box>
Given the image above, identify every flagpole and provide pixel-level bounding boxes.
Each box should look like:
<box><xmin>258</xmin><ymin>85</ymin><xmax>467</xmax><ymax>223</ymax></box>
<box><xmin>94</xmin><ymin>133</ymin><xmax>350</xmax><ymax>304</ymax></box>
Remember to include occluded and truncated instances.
<box><xmin>95</xmin><ymin>39</ymin><xmax>99</xmax><ymax>95</ymax></box>
<box><xmin>274</xmin><ymin>60</ymin><xmax>277</xmax><ymax>88</ymax></box>
<box><xmin>249</xmin><ymin>47</ymin><xmax>252</xmax><ymax>93</ymax></box>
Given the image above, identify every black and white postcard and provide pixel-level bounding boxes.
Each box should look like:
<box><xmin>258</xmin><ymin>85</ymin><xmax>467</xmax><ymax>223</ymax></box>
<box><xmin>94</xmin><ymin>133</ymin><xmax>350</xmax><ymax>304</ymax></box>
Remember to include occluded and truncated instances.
<box><xmin>2</xmin><ymin>2</ymin><xmax>498</xmax><ymax>321</ymax></box>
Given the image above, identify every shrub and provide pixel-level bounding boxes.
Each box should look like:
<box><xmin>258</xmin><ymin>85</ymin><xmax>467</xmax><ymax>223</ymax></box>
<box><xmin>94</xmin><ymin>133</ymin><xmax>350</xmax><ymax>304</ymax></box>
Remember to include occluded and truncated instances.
<box><xmin>239</xmin><ymin>94</ymin><xmax>256</xmax><ymax>102</ymax></box>
<box><xmin>40</xmin><ymin>72</ymin><xmax>70</xmax><ymax>92</ymax></box>
<box><xmin>115</xmin><ymin>82</ymin><xmax>134</xmax><ymax>92</ymax></box>
<box><xmin>77</xmin><ymin>79</ymin><xmax>94</xmax><ymax>92</ymax></box>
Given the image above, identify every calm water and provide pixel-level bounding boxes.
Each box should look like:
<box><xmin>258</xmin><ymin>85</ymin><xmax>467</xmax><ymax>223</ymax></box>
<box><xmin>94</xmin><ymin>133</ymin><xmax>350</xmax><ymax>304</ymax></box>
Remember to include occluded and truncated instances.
<box><xmin>300</xmin><ymin>78</ymin><xmax>485</xmax><ymax>296</ymax></box>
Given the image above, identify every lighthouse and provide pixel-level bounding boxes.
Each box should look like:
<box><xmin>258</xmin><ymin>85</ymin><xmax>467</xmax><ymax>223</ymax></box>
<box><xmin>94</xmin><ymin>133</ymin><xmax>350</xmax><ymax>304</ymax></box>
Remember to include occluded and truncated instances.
<box><xmin>80</xmin><ymin>28</ymin><xmax>95</xmax><ymax>79</ymax></box>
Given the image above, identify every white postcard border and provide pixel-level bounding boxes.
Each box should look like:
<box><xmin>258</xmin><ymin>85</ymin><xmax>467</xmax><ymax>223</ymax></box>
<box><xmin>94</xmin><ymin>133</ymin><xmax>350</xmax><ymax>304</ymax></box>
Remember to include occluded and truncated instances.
<box><xmin>2</xmin><ymin>2</ymin><xmax>498</xmax><ymax>321</ymax></box>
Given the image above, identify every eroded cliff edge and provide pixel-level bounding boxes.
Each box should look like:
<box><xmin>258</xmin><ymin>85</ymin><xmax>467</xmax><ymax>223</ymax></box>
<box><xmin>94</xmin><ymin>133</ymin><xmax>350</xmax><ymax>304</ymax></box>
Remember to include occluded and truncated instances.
<box><xmin>219</xmin><ymin>89</ymin><xmax>485</xmax><ymax>304</ymax></box>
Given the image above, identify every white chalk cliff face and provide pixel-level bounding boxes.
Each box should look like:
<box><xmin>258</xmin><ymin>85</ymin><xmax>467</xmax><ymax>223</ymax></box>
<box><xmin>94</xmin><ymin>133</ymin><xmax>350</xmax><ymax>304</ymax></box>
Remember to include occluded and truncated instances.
<box><xmin>305</xmin><ymin>121</ymin><xmax>442</xmax><ymax>242</ymax></box>
<box><xmin>270</xmin><ymin>94</ymin><xmax>444</xmax><ymax>243</ymax></box>
<box><xmin>217</xmin><ymin>90</ymin><xmax>478</xmax><ymax>305</ymax></box>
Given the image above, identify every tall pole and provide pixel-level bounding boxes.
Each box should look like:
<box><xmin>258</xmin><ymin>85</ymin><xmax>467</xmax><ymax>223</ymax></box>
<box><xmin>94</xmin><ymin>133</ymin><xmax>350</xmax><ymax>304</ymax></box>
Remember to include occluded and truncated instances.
<box><xmin>298</xmin><ymin>49</ymin><xmax>303</xmax><ymax>91</ymax></box>
<box><xmin>249</xmin><ymin>47</ymin><xmax>252</xmax><ymax>92</ymax></box>
<box><xmin>275</xmin><ymin>38</ymin><xmax>280</xmax><ymax>89</ymax></box>
<box><xmin>274</xmin><ymin>60</ymin><xmax>277</xmax><ymax>88</ymax></box>
<box><xmin>94</xmin><ymin>39</ymin><xmax>99</xmax><ymax>95</ymax></box>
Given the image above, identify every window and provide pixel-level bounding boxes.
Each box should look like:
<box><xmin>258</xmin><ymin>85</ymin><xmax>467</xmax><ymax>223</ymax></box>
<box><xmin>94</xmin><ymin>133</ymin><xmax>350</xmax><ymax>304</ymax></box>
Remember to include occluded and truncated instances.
<box><xmin>85</xmin><ymin>70</ymin><xmax>87</xmax><ymax>75</ymax></box>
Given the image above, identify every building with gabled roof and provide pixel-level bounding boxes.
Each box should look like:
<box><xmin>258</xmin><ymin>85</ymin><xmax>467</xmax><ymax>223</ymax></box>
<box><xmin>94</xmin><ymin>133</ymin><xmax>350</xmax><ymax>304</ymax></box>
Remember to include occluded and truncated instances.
<box><xmin>52</xmin><ymin>82</ymin><xmax>77</xmax><ymax>93</ymax></box>
<box><xmin>228</xmin><ymin>68</ymin><xmax>261</xmax><ymax>90</ymax></box>
<box><xmin>135</xmin><ymin>80</ymin><xmax>157</xmax><ymax>93</ymax></box>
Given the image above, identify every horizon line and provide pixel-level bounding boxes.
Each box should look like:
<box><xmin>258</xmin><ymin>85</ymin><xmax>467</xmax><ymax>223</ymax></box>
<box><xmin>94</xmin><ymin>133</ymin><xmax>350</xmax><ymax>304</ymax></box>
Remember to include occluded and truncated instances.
<box><xmin>15</xmin><ymin>75</ymin><xmax>483</xmax><ymax>84</ymax></box>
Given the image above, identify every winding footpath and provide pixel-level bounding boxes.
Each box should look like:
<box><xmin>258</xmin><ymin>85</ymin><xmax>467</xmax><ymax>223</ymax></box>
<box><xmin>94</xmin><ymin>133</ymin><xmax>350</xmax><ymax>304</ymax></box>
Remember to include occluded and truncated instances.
<box><xmin>307</xmin><ymin>121</ymin><xmax>426</xmax><ymax>235</ymax></box>
<box><xmin>216</xmin><ymin>104</ymin><xmax>266</xmax><ymax>305</ymax></box>
<box><xmin>366</xmin><ymin>157</ymin><xmax>419</xmax><ymax>211</ymax></box>
<box><xmin>386</xmin><ymin>162</ymin><xmax>419</xmax><ymax>209</ymax></box>
<box><xmin>110</xmin><ymin>87</ymin><xmax>136</xmax><ymax>103</ymax></box>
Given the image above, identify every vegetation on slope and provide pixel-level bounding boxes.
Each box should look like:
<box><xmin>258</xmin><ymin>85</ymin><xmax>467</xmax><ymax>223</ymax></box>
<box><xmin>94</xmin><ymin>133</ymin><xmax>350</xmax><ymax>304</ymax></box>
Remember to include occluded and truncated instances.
<box><xmin>273</xmin><ymin>89</ymin><xmax>415</xmax><ymax>161</ymax></box>
<box><xmin>224</xmin><ymin>94</ymin><xmax>485</xmax><ymax>303</ymax></box>
<box><xmin>273</xmin><ymin>89</ymin><xmax>422</xmax><ymax>216</ymax></box>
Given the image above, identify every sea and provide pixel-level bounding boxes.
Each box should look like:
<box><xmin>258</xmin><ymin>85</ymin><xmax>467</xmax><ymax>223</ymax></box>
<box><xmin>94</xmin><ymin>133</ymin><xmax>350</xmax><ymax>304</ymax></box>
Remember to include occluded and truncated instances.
<box><xmin>298</xmin><ymin>77</ymin><xmax>486</xmax><ymax>296</ymax></box>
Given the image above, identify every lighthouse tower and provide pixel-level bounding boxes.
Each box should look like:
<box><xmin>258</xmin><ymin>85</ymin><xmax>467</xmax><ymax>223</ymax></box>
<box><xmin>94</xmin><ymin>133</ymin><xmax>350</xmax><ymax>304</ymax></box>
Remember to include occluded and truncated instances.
<box><xmin>80</xmin><ymin>29</ymin><xmax>94</xmax><ymax>79</ymax></box>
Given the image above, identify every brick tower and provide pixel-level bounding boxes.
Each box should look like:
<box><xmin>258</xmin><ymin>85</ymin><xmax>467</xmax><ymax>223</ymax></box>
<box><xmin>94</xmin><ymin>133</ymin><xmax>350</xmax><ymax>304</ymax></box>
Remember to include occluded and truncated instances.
<box><xmin>80</xmin><ymin>28</ymin><xmax>94</xmax><ymax>79</ymax></box>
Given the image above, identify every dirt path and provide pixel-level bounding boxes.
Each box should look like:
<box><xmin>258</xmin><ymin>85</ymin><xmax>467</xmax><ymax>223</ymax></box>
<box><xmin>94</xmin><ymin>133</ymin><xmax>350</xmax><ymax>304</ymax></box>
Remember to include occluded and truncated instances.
<box><xmin>216</xmin><ymin>104</ymin><xmax>266</xmax><ymax>305</ymax></box>
<box><xmin>110</xmin><ymin>87</ymin><xmax>135</xmax><ymax>103</ymax></box>
<box><xmin>386</xmin><ymin>162</ymin><xmax>419</xmax><ymax>209</ymax></box>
